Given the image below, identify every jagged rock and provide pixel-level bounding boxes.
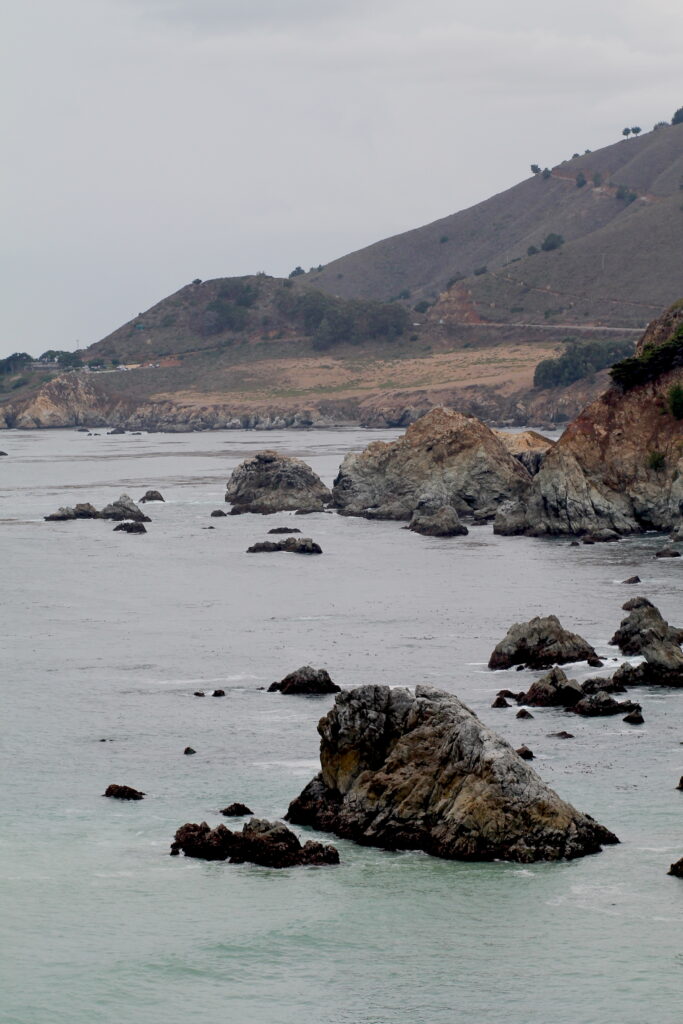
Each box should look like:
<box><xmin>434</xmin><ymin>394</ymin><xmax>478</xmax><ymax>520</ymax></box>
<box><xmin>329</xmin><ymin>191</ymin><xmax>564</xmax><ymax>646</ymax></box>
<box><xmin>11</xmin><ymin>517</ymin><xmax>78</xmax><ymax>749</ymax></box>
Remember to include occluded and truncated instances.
<box><xmin>548</xmin><ymin>731</ymin><xmax>575</xmax><ymax>739</ymax></box>
<box><xmin>100</xmin><ymin>494</ymin><xmax>150</xmax><ymax>522</ymax></box>
<box><xmin>139</xmin><ymin>489</ymin><xmax>164</xmax><ymax>503</ymax></box>
<box><xmin>113</xmin><ymin>521</ymin><xmax>147</xmax><ymax>534</ymax></box>
<box><xmin>268</xmin><ymin>666</ymin><xmax>341</xmax><ymax>695</ymax></box>
<box><xmin>225</xmin><ymin>450</ymin><xmax>331</xmax><ymax>513</ymax></box>
<box><xmin>570</xmin><ymin>692</ymin><xmax>641</xmax><ymax>717</ymax></box>
<box><xmin>622</xmin><ymin>575</ymin><xmax>641</xmax><ymax>585</ymax></box>
<box><xmin>170</xmin><ymin>818</ymin><xmax>339</xmax><ymax>867</ymax></box>
<box><xmin>610</xmin><ymin>598</ymin><xmax>683</xmax><ymax>655</ymax></box>
<box><xmin>0</xmin><ymin>450</ymin><xmax>7</xmax><ymax>456</ymax></box>
<box><xmin>103</xmin><ymin>784</ymin><xmax>145</xmax><ymax>800</ymax></box>
<box><xmin>184</xmin><ymin>746</ymin><xmax>196</xmax><ymax>755</ymax></box>
<box><xmin>221</xmin><ymin>803</ymin><xmax>254</xmax><ymax>817</ymax></box>
<box><xmin>623</xmin><ymin>710</ymin><xmax>644</xmax><ymax>725</ymax></box>
<box><xmin>518</xmin><ymin>667</ymin><xmax>584</xmax><ymax>708</ymax></box>
<box><xmin>407</xmin><ymin>497</ymin><xmax>469</xmax><ymax>537</ymax></box>
<box><xmin>491</xmin><ymin>695</ymin><xmax>510</xmax><ymax>708</ymax></box>
<box><xmin>286</xmin><ymin>685</ymin><xmax>618</xmax><ymax>862</ymax></box>
<box><xmin>615</xmin><ymin>636</ymin><xmax>683</xmax><ymax>687</ymax></box>
<box><xmin>268</xmin><ymin>526</ymin><xmax>302</xmax><ymax>534</ymax></box>
<box><xmin>676</xmin><ymin>776</ymin><xmax>683</xmax><ymax>791</ymax></box>
<box><xmin>581</xmin><ymin>676</ymin><xmax>627</xmax><ymax>695</ymax></box>
<box><xmin>488</xmin><ymin>616</ymin><xmax>598</xmax><ymax>670</ymax></box>
<box><xmin>497</xmin><ymin>689</ymin><xmax>526</xmax><ymax>700</ymax></box>
<box><xmin>655</xmin><ymin>547</ymin><xmax>681</xmax><ymax>558</ymax></box>
<box><xmin>247</xmin><ymin>537</ymin><xmax>322</xmax><ymax>554</ymax></box>
<box><xmin>210</xmin><ymin>509</ymin><xmax>227</xmax><ymax>517</ymax></box>
<box><xmin>45</xmin><ymin>501</ymin><xmax>100</xmax><ymax>521</ymax></box>
<box><xmin>332</xmin><ymin>407</ymin><xmax>531</xmax><ymax>521</ymax></box>
<box><xmin>516</xmin><ymin>708</ymin><xmax>534</xmax><ymax>719</ymax></box>
<box><xmin>516</xmin><ymin>745</ymin><xmax>535</xmax><ymax>760</ymax></box>
<box><xmin>493</xmin><ymin>429</ymin><xmax>554</xmax><ymax>477</ymax></box>
<box><xmin>668</xmin><ymin>857</ymin><xmax>683</xmax><ymax>878</ymax></box>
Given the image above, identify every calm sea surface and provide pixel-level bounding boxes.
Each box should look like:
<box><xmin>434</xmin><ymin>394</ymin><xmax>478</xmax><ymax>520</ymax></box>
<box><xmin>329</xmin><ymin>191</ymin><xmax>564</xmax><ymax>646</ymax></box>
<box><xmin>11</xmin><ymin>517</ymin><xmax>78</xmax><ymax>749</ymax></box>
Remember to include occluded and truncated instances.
<box><xmin>1</xmin><ymin>428</ymin><xmax>682</xmax><ymax>1024</ymax></box>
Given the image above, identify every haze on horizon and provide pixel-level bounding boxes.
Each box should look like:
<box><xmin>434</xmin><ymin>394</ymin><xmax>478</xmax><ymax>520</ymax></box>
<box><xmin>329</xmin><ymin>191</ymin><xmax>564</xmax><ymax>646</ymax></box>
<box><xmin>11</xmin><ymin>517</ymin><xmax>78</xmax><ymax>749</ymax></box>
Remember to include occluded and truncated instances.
<box><xmin>2</xmin><ymin>0</ymin><xmax>682</xmax><ymax>359</ymax></box>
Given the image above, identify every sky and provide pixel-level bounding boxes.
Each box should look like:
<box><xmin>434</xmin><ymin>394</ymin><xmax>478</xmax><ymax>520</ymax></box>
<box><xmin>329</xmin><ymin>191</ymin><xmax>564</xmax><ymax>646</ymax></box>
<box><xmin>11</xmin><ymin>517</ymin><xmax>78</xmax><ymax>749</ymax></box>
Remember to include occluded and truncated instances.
<box><xmin>2</xmin><ymin>0</ymin><xmax>682</xmax><ymax>358</ymax></box>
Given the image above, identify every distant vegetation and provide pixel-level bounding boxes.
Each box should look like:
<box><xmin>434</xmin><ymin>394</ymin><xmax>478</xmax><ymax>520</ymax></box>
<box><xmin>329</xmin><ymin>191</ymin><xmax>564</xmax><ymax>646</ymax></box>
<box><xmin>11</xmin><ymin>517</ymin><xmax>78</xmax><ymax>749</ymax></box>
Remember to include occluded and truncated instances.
<box><xmin>201</xmin><ymin>279</ymin><xmax>259</xmax><ymax>336</ymax></box>
<box><xmin>668</xmin><ymin>383</ymin><xmax>683</xmax><ymax>418</ymax></box>
<box><xmin>275</xmin><ymin>288</ymin><xmax>409</xmax><ymax>351</ymax></box>
<box><xmin>610</xmin><ymin>323</ymin><xmax>683</xmax><ymax>390</ymax></box>
<box><xmin>534</xmin><ymin>338</ymin><xmax>635</xmax><ymax>389</ymax></box>
<box><xmin>0</xmin><ymin>352</ymin><xmax>34</xmax><ymax>375</ymax></box>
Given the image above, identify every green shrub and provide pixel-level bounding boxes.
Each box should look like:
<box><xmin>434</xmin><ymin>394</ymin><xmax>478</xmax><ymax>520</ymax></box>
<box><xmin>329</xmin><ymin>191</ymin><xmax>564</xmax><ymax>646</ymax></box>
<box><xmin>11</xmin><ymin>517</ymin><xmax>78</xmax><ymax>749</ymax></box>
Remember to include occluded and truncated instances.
<box><xmin>610</xmin><ymin>323</ymin><xmax>683</xmax><ymax>389</ymax></box>
<box><xmin>11</xmin><ymin>377</ymin><xmax>28</xmax><ymax>389</ymax></box>
<box><xmin>648</xmin><ymin>451</ymin><xmax>666</xmax><ymax>471</ymax></box>
<box><xmin>542</xmin><ymin>168</ymin><xmax>551</xmax><ymax>179</ymax></box>
<box><xmin>672</xmin><ymin>107</ymin><xmax>683</xmax><ymax>126</ymax></box>
<box><xmin>535</xmin><ymin>338</ymin><xmax>636</xmax><ymax>389</ymax></box>
<box><xmin>668</xmin><ymin>383</ymin><xmax>683</xmax><ymax>418</ymax></box>
<box><xmin>439</xmin><ymin>235</ymin><xmax>449</xmax><ymax>244</ymax></box>
<box><xmin>446</xmin><ymin>273</ymin><xmax>465</xmax><ymax>288</ymax></box>
<box><xmin>615</xmin><ymin>185</ymin><xmax>637</xmax><ymax>204</ymax></box>
<box><xmin>0</xmin><ymin>352</ymin><xmax>33</xmax><ymax>374</ymax></box>
<box><xmin>541</xmin><ymin>233</ymin><xmax>564</xmax><ymax>251</ymax></box>
<box><xmin>592</xmin><ymin>172</ymin><xmax>603</xmax><ymax>187</ymax></box>
<box><xmin>413</xmin><ymin>300</ymin><xmax>431</xmax><ymax>313</ymax></box>
<box><xmin>473</xmin><ymin>266</ymin><xmax>487</xmax><ymax>276</ymax></box>
<box><xmin>288</xmin><ymin>266</ymin><xmax>305</xmax><ymax>278</ymax></box>
<box><xmin>530</xmin><ymin>164</ymin><xmax>541</xmax><ymax>174</ymax></box>
<box><xmin>576</xmin><ymin>171</ymin><xmax>587</xmax><ymax>188</ymax></box>
<box><xmin>527</xmin><ymin>245</ymin><xmax>539</xmax><ymax>256</ymax></box>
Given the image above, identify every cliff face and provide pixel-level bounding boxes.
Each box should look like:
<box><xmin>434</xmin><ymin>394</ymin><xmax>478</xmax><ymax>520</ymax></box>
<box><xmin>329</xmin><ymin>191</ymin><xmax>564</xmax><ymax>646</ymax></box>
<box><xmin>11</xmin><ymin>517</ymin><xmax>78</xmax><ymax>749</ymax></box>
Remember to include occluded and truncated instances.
<box><xmin>495</xmin><ymin>307</ymin><xmax>683</xmax><ymax>536</ymax></box>
<box><xmin>5</xmin><ymin>375</ymin><xmax>122</xmax><ymax>429</ymax></box>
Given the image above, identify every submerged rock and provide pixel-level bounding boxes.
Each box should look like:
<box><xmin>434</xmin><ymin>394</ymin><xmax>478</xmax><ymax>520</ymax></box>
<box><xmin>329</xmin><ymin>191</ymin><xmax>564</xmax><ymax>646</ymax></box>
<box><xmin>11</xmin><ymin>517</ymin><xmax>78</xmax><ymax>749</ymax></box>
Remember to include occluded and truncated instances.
<box><xmin>286</xmin><ymin>685</ymin><xmax>618</xmax><ymax>862</ymax></box>
<box><xmin>247</xmin><ymin>537</ymin><xmax>322</xmax><ymax>554</ymax></box>
<box><xmin>100</xmin><ymin>494</ymin><xmax>150</xmax><ymax>522</ymax></box>
<box><xmin>407</xmin><ymin>498</ymin><xmax>468</xmax><ymax>537</ymax></box>
<box><xmin>221</xmin><ymin>803</ymin><xmax>254</xmax><ymax>817</ymax></box>
<box><xmin>268</xmin><ymin>666</ymin><xmax>341</xmax><ymax>695</ymax></box>
<box><xmin>170</xmin><ymin>818</ymin><xmax>339</xmax><ymax>867</ymax></box>
<box><xmin>268</xmin><ymin>526</ymin><xmax>302</xmax><ymax>534</ymax></box>
<box><xmin>623</xmin><ymin>710</ymin><xmax>644</xmax><ymax>725</ymax></box>
<box><xmin>225</xmin><ymin>450</ymin><xmax>331</xmax><ymax>513</ymax></box>
<box><xmin>113</xmin><ymin>521</ymin><xmax>147</xmax><ymax>534</ymax></box>
<box><xmin>332</xmin><ymin>407</ymin><xmax>531</xmax><ymax>521</ymax></box>
<box><xmin>655</xmin><ymin>547</ymin><xmax>681</xmax><ymax>558</ymax></box>
<box><xmin>570</xmin><ymin>691</ymin><xmax>641</xmax><ymax>717</ymax></box>
<box><xmin>516</xmin><ymin>745</ymin><xmax>535</xmax><ymax>760</ymax></box>
<box><xmin>103</xmin><ymin>784</ymin><xmax>145</xmax><ymax>800</ymax></box>
<box><xmin>210</xmin><ymin>509</ymin><xmax>227</xmax><ymax>517</ymax></box>
<box><xmin>488</xmin><ymin>616</ymin><xmax>598</xmax><ymax>670</ymax></box>
<box><xmin>139</xmin><ymin>489</ymin><xmax>164</xmax><ymax>503</ymax></box>
<box><xmin>622</xmin><ymin>575</ymin><xmax>641</xmax><ymax>585</ymax></box>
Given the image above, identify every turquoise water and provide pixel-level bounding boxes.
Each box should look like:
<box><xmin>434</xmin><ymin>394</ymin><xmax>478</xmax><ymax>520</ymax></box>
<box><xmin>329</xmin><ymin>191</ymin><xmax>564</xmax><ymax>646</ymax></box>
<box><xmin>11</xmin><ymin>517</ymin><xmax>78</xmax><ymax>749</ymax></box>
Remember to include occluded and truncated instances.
<box><xmin>1</xmin><ymin>429</ymin><xmax>682</xmax><ymax>1024</ymax></box>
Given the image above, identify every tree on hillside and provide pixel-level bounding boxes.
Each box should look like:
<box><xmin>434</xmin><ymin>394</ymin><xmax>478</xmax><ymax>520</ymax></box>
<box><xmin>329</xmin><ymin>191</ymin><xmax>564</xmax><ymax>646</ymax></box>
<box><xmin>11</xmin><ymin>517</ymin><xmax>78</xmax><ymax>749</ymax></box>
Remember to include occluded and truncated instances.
<box><xmin>541</xmin><ymin>233</ymin><xmax>564</xmax><ymax>252</ymax></box>
<box><xmin>576</xmin><ymin>171</ymin><xmax>587</xmax><ymax>188</ymax></box>
<box><xmin>530</xmin><ymin>164</ymin><xmax>541</xmax><ymax>174</ymax></box>
<box><xmin>288</xmin><ymin>266</ymin><xmax>305</xmax><ymax>278</ymax></box>
<box><xmin>622</xmin><ymin>127</ymin><xmax>631</xmax><ymax>139</ymax></box>
<box><xmin>541</xmin><ymin>168</ymin><xmax>551</xmax><ymax>179</ymax></box>
<box><xmin>672</xmin><ymin>107</ymin><xmax>683</xmax><ymax>125</ymax></box>
<box><xmin>631</xmin><ymin>126</ymin><xmax>641</xmax><ymax>137</ymax></box>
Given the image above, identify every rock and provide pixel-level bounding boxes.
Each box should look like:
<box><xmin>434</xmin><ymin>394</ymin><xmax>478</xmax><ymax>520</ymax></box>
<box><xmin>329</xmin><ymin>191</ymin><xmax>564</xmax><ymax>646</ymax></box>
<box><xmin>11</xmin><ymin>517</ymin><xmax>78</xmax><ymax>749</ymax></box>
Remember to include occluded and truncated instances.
<box><xmin>221</xmin><ymin>803</ymin><xmax>254</xmax><ymax>817</ymax></box>
<box><xmin>491</xmin><ymin>695</ymin><xmax>510</xmax><ymax>708</ymax></box>
<box><xmin>0</xmin><ymin>451</ymin><xmax>7</xmax><ymax>456</ymax></box>
<box><xmin>212</xmin><ymin>689</ymin><xmax>225</xmax><ymax>697</ymax></box>
<box><xmin>516</xmin><ymin>708</ymin><xmax>534</xmax><ymax>719</ymax></box>
<box><xmin>519</xmin><ymin>667</ymin><xmax>584</xmax><ymax>707</ymax></box>
<box><xmin>268</xmin><ymin>526</ymin><xmax>302</xmax><ymax>534</ymax></box>
<box><xmin>407</xmin><ymin>498</ymin><xmax>468</xmax><ymax>537</ymax></box>
<box><xmin>622</xmin><ymin>710</ymin><xmax>644</xmax><ymax>725</ymax></box>
<box><xmin>225</xmin><ymin>450</ymin><xmax>331</xmax><ymax>513</ymax></box>
<box><xmin>113</xmin><ymin>521</ymin><xmax>147</xmax><ymax>534</ymax></box>
<box><xmin>493</xmin><ymin>429</ymin><xmax>554</xmax><ymax>476</ymax></box>
<box><xmin>668</xmin><ymin>857</ymin><xmax>683</xmax><ymax>878</ymax></box>
<box><xmin>108</xmin><ymin>426</ymin><xmax>126</xmax><ymax>434</ymax></box>
<box><xmin>100</xmin><ymin>494</ymin><xmax>150</xmax><ymax>522</ymax></box>
<box><xmin>676</xmin><ymin>776</ymin><xmax>683</xmax><ymax>790</ymax></box>
<box><xmin>103</xmin><ymin>784</ymin><xmax>145</xmax><ymax>800</ymax></box>
<box><xmin>587</xmin><ymin>657</ymin><xmax>604</xmax><ymax>668</ymax></box>
<box><xmin>332</xmin><ymin>407</ymin><xmax>531</xmax><ymax>521</ymax></box>
<box><xmin>571</xmin><ymin>691</ymin><xmax>641</xmax><ymax>717</ymax></box>
<box><xmin>610</xmin><ymin>598</ymin><xmax>683</xmax><ymax>656</ymax></box>
<box><xmin>45</xmin><ymin>501</ymin><xmax>100</xmax><ymax>521</ymax></box>
<box><xmin>548</xmin><ymin>731</ymin><xmax>574</xmax><ymax>739</ymax></box>
<box><xmin>488</xmin><ymin>616</ymin><xmax>598</xmax><ymax>670</ymax></box>
<box><xmin>210</xmin><ymin>509</ymin><xmax>227</xmax><ymax>517</ymax></box>
<box><xmin>170</xmin><ymin>818</ymin><xmax>339</xmax><ymax>867</ymax></box>
<box><xmin>516</xmin><ymin>745</ymin><xmax>535</xmax><ymax>760</ymax></box>
<box><xmin>497</xmin><ymin>689</ymin><xmax>526</xmax><ymax>700</ymax></box>
<box><xmin>247</xmin><ymin>537</ymin><xmax>322</xmax><ymax>554</ymax></box>
<box><xmin>286</xmin><ymin>685</ymin><xmax>618</xmax><ymax>862</ymax></box>
<box><xmin>268</xmin><ymin>666</ymin><xmax>341</xmax><ymax>695</ymax></box>
<box><xmin>139</xmin><ymin>490</ymin><xmax>164</xmax><ymax>503</ymax></box>
<box><xmin>194</xmin><ymin>691</ymin><xmax>205</xmax><ymax>697</ymax></box>
<box><xmin>184</xmin><ymin>746</ymin><xmax>196</xmax><ymax>755</ymax></box>
<box><xmin>581</xmin><ymin>675</ymin><xmax>627</xmax><ymax>695</ymax></box>
<box><xmin>622</xmin><ymin>576</ymin><xmax>641</xmax><ymax>585</ymax></box>
<box><xmin>655</xmin><ymin>547</ymin><xmax>681</xmax><ymax>558</ymax></box>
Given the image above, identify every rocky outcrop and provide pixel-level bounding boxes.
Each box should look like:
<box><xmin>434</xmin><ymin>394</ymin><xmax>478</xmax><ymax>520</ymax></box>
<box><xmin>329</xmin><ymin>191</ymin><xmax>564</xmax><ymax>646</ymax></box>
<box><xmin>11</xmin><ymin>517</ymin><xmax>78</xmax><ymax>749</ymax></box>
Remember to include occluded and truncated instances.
<box><xmin>493</xmin><ymin>305</ymin><xmax>683</xmax><ymax>537</ymax></box>
<box><xmin>407</xmin><ymin>496</ymin><xmax>468</xmax><ymax>537</ymax></box>
<box><xmin>113</xmin><ymin>521</ymin><xmax>147</xmax><ymax>534</ymax></box>
<box><xmin>170</xmin><ymin>818</ymin><xmax>339</xmax><ymax>867</ymax></box>
<box><xmin>286</xmin><ymin>685</ymin><xmax>618</xmax><ymax>862</ymax></box>
<box><xmin>493</xmin><ymin>429</ymin><xmax>555</xmax><ymax>476</ymax></box>
<box><xmin>668</xmin><ymin>857</ymin><xmax>683</xmax><ymax>878</ymax></box>
<box><xmin>488</xmin><ymin>616</ymin><xmax>599</xmax><ymax>670</ymax></box>
<box><xmin>247</xmin><ymin>537</ymin><xmax>322</xmax><ymax>554</ymax></box>
<box><xmin>610</xmin><ymin>597</ymin><xmax>683</xmax><ymax>655</ymax></box>
<box><xmin>103</xmin><ymin>784</ymin><xmax>145</xmax><ymax>800</ymax></box>
<box><xmin>45</xmin><ymin>502</ymin><xmax>100</xmax><ymax>521</ymax></box>
<box><xmin>225</xmin><ymin>451</ymin><xmax>331</xmax><ymax>513</ymax></box>
<box><xmin>221</xmin><ymin>803</ymin><xmax>253</xmax><ymax>816</ymax></box>
<box><xmin>268</xmin><ymin>666</ymin><xmax>341</xmax><ymax>695</ymax></box>
<box><xmin>519</xmin><ymin>667</ymin><xmax>584</xmax><ymax>707</ymax></box>
<box><xmin>613</xmin><ymin>639</ymin><xmax>683</xmax><ymax>687</ymax></box>
<box><xmin>570</xmin><ymin>691</ymin><xmax>641</xmax><ymax>717</ymax></box>
<box><xmin>332</xmin><ymin>407</ymin><xmax>531</xmax><ymax>521</ymax></box>
<box><xmin>139</xmin><ymin>490</ymin><xmax>164</xmax><ymax>503</ymax></box>
<box><xmin>100</xmin><ymin>494</ymin><xmax>150</xmax><ymax>522</ymax></box>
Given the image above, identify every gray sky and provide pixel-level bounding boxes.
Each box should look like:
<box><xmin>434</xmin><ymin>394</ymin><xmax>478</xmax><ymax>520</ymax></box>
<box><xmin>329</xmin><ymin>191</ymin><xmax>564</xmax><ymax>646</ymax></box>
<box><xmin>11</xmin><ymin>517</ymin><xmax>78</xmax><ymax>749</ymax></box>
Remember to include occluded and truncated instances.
<box><xmin>2</xmin><ymin>0</ymin><xmax>682</xmax><ymax>357</ymax></box>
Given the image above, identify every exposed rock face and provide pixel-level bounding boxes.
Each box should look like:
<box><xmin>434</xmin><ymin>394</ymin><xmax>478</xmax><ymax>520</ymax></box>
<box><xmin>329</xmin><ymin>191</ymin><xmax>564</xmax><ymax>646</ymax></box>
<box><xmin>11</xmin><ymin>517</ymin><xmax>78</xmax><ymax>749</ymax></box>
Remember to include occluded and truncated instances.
<box><xmin>407</xmin><ymin>496</ymin><xmax>468</xmax><ymax>537</ymax></box>
<box><xmin>139</xmin><ymin>489</ymin><xmax>164</xmax><ymax>503</ymax></box>
<box><xmin>519</xmin><ymin>667</ymin><xmax>584</xmax><ymax>707</ymax></box>
<box><xmin>286</xmin><ymin>685</ymin><xmax>618</xmax><ymax>863</ymax></box>
<box><xmin>170</xmin><ymin>818</ymin><xmax>339</xmax><ymax>867</ymax></box>
<box><xmin>268</xmin><ymin>666</ymin><xmax>341</xmax><ymax>695</ymax></box>
<box><xmin>613</xmin><ymin>638</ymin><xmax>683</xmax><ymax>687</ymax></box>
<box><xmin>493</xmin><ymin>305</ymin><xmax>683</xmax><ymax>537</ymax></box>
<box><xmin>668</xmin><ymin>857</ymin><xmax>683</xmax><ymax>878</ymax></box>
<box><xmin>493</xmin><ymin>429</ymin><xmax>554</xmax><ymax>476</ymax></box>
<box><xmin>610</xmin><ymin>597</ymin><xmax>683</xmax><ymax>654</ymax></box>
<box><xmin>100</xmin><ymin>494</ymin><xmax>150</xmax><ymax>522</ymax></box>
<box><xmin>570</xmin><ymin>692</ymin><xmax>640</xmax><ymax>717</ymax></box>
<box><xmin>103</xmin><ymin>784</ymin><xmax>145</xmax><ymax>800</ymax></box>
<box><xmin>247</xmin><ymin>537</ymin><xmax>322</xmax><ymax>554</ymax></box>
<box><xmin>225</xmin><ymin>451</ymin><xmax>331</xmax><ymax>513</ymax></box>
<box><xmin>332</xmin><ymin>407</ymin><xmax>531</xmax><ymax>521</ymax></box>
<box><xmin>488</xmin><ymin>616</ymin><xmax>598</xmax><ymax>670</ymax></box>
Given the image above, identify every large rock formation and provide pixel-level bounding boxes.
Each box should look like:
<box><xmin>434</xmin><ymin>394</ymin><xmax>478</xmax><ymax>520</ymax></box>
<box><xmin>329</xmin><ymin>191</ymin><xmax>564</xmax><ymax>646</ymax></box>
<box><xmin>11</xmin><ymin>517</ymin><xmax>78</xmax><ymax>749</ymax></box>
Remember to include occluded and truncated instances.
<box><xmin>286</xmin><ymin>685</ymin><xmax>618</xmax><ymax>862</ymax></box>
<box><xmin>225</xmin><ymin>450</ymin><xmax>331</xmax><ymax>513</ymax></box>
<box><xmin>331</xmin><ymin>407</ymin><xmax>531</xmax><ymax>521</ymax></box>
<box><xmin>488</xmin><ymin>615</ymin><xmax>599</xmax><ymax>670</ymax></box>
<box><xmin>268</xmin><ymin>666</ymin><xmax>341</xmax><ymax>695</ymax></box>
<box><xmin>170</xmin><ymin>818</ymin><xmax>339</xmax><ymax>867</ymax></box>
<box><xmin>610</xmin><ymin>597</ymin><xmax>683</xmax><ymax>654</ymax></box>
<box><xmin>494</xmin><ymin>304</ymin><xmax>683</xmax><ymax>537</ymax></box>
<box><xmin>493</xmin><ymin>429</ymin><xmax>555</xmax><ymax>476</ymax></box>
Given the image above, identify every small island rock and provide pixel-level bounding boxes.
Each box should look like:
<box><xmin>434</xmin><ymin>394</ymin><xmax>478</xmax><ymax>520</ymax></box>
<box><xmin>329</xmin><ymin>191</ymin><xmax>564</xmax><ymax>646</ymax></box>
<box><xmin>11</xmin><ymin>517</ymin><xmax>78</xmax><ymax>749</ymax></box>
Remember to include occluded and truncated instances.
<box><xmin>104</xmin><ymin>784</ymin><xmax>145</xmax><ymax>800</ymax></box>
<box><xmin>488</xmin><ymin>615</ymin><xmax>598</xmax><ymax>670</ymax></box>
<box><xmin>225</xmin><ymin>450</ymin><xmax>331</xmax><ymax>513</ymax></box>
<box><xmin>139</xmin><ymin>489</ymin><xmax>164</xmax><ymax>503</ymax></box>
<box><xmin>170</xmin><ymin>818</ymin><xmax>339</xmax><ymax>868</ymax></box>
<box><xmin>221</xmin><ymin>803</ymin><xmax>254</xmax><ymax>817</ymax></box>
<box><xmin>269</xmin><ymin>666</ymin><xmax>341</xmax><ymax>695</ymax></box>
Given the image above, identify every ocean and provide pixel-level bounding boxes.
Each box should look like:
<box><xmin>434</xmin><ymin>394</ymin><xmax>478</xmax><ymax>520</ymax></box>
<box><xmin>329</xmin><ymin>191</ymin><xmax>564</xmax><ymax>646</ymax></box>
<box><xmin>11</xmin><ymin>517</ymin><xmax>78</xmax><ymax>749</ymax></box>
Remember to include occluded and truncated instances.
<box><xmin>1</xmin><ymin>428</ymin><xmax>681</xmax><ymax>1024</ymax></box>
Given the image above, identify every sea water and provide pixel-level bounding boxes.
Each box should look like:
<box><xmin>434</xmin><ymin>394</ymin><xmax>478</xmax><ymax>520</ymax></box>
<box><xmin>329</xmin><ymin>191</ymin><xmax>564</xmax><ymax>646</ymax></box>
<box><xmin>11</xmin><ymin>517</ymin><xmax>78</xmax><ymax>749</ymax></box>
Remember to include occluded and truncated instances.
<box><xmin>1</xmin><ymin>428</ymin><xmax>681</xmax><ymax>1024</ymax></box>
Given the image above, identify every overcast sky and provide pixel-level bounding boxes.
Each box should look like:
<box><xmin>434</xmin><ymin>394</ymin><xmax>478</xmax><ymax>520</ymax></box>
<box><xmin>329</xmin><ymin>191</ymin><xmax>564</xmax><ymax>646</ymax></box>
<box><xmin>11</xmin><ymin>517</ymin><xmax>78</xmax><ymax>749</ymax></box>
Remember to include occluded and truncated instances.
<box><xmin>2</xmin><ymin>0</ymin><xmax>682</xmax><ymax>358</ymax></box>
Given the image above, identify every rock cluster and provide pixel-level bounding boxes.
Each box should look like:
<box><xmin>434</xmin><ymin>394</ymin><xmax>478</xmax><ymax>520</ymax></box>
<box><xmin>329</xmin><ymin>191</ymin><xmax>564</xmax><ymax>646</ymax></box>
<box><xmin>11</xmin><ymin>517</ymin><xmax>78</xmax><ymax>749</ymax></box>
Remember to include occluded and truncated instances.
<box><xmin>45</xmin><ymin>494</ymin><xmax>150</xmax><ymax>523</ymax></box>
<box><xmin>610</xmin><ymin>597</ymin><xmax>683</xmax><ymax>687</ymax></box>
<box><xmin>247</xmin><ymin>537</ymin><xmax>322</xmax><ymax>554</ymax></box>
<box><xmin>286</xmin><ymin>684</ymin><xmax>618</xmax><ymax>862</ymax></box>
<box><xmin>488</xmin><ymin>616</ymin><xmax>599</xmax><ymax>670</ymax></box>
<box><xmin>332</xmin><ymin>407</ymin><xmax>531</xmax><ymax>521</ymax></box>
<box><xmin>502</xmin><ymin>666</ymin><xmax>640</xmax><ymax>717</ymax></box>
<box><xmin>225</xmin><ymin>451</ymin><xmax>331</xmax><ymax>513</ymax></box>
<box><xmin>170</xmin><ymin>818</ymin><xmax>339</xmax><ymax>868</ymax></box>
<box><xmin>268</xmin><ymin>666</ymin><xmax>341</xmax><ymax>695</ymax></box>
